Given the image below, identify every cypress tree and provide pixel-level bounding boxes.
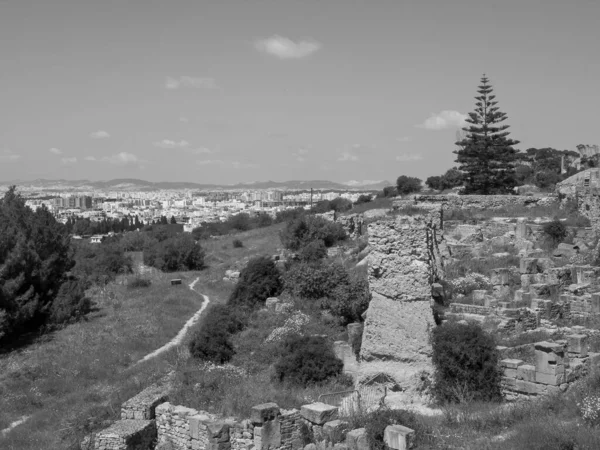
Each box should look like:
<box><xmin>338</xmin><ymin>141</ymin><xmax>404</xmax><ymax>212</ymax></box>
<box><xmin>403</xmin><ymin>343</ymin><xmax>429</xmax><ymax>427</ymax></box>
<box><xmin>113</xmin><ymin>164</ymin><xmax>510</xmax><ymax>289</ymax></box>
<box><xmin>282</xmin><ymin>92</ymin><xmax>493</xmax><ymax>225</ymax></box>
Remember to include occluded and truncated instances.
<box><xmin>454</xmin><ymin>75</ymin><xmax>520</xmax><ymax>194</ymax></box>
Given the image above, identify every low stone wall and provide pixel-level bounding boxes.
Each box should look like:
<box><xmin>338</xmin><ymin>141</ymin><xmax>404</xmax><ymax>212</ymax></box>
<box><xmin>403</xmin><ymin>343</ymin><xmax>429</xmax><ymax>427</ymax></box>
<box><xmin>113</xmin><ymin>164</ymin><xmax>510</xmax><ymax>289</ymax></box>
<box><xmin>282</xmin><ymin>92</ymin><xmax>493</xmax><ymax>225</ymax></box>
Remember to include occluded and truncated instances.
<box><xmin>408</xmin><ymin>194</ymin><xmax>558</xmax><ymax>210</ymax></box>
<box><xmin>501</xmin><ymin>338</ymin><xmax>600</xmax><ymax>399</ymax></box>
<box><xmin>93</xmin><ymin>420</ymin><xmax>156</xmax><ymax>450</ymax></box>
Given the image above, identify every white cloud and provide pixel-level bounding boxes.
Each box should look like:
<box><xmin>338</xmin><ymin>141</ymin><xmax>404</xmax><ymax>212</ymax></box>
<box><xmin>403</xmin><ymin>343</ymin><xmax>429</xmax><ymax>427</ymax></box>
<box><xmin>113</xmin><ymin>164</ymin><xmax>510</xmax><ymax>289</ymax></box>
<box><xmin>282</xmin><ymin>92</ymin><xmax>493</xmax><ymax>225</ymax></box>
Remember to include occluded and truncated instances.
<box><xmin>153</xmin><ymin>139</ymin><xmax>190</xmax><ymax>149</ymax></box>
<box><xmin>344</xmin><ymin>180</ymin><xmax>384</xmax><ymax>186</ymax></box>
<box><xmin>396</xmin><ymin>153</ymin><xmax>423</xmax><ymax>162</ymax></box>
<box><xmin>186</xmin><ymin>147</ymin><xmax>214</xmax><ymax>155</ymax></box>
<box><xmin>90</xmin><ymin>130</ymin><xmax>110</xmax><ymax>139</ymax></box>
<box><xmin>293</xmin><ymin>147</ymin><xmax>310</xmax><ymax>162</ymax></box>
<box><xmin>232</xmin><ymin>161</ymin><xmax>259</xmax><ymax>169</ymax></box>
<box><xmin>254</xmin><ymin>35</ymin><xmax>321</xmax><ymax>59</ymax></box>
<box><xmin>338</xmin><ymin>151</ymin><xmax>359</xmax><ymax>162</ymax></box>
<box><xmin>49</xmin><ymin>147</ymin><xmax>63</xmax><ymax>155</ymax></box>
<box><xmin>98</xmin><ymin>152</ymin><xmax>139</xmax><ymax>165</ymax></box>
<box><xmin>196</xmin><ymin>159</ymin><xmax>224</xmax><ymax>166</ymax></box>
<box><xmin>166</xmin><ymin>76</ymin><xmax>217</xmax><ymax>90</ymax></box>
<box><xmin>396</xmin><ymin>136</ymin><xmax>412</xmax><ymax>143</ymax></box>
<box><xmin>417</xmin><ymin>110</ymin><xmax>467</xmax><ymax>130</ymax></box>
<box><xmin>61</xmin><ymin>157</ymin><xmax>77</xmax><ymax>164</ymax></box>
<box><xmin>84</xmin><ymin>156</ymin><xmax>97</xmax><ymax>161</ymax></box>
<box><xmin>179</xmin><ymin>116</ymin><xmax>189</xmax><ymax>123</ymax></box>
<box><xmin>0</xmin><ymin>149</ymin><xmax>20</xmax><ymax>161</ymax></box>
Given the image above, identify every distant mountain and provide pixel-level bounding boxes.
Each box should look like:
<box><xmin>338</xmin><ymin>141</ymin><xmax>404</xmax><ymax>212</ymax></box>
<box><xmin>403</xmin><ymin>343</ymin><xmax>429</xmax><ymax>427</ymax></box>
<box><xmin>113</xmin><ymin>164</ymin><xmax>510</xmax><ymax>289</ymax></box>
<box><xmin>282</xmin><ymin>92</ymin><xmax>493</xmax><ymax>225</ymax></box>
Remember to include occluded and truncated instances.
<box><xmin>1</xmin><ymin>178</ymin><xmax>391</xmax><ymax>192</ymax></box>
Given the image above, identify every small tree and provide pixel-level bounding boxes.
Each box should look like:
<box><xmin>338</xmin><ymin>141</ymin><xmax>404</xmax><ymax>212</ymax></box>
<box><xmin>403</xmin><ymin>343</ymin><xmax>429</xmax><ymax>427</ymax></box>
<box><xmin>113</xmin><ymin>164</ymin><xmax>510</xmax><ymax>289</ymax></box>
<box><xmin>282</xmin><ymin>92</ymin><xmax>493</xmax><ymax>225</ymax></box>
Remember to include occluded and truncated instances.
<box><xmin>396</xmin><ymin>176</ymin><xmax>422</xmax><ymax>195</ymax></box>
<box><xmin>431</xmin><ymin>321</ymin><xmax>502</xmax><ymax>403</ymax></box>
<box><xmin>454</xmin><ymin>75</ymin><xmax>520</xmax><ymax>194</ymax></box>
<box><xmin>228</xmin><ymin>256</ymin><xmax>283</xmax><ymax>309</ymax></box>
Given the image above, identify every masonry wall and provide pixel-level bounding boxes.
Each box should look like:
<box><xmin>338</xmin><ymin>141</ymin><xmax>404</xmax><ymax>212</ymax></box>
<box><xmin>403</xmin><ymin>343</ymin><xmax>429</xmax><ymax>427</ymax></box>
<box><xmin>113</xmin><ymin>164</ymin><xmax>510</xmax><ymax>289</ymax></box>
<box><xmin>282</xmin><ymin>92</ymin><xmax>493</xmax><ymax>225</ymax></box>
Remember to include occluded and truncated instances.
<box><xmin>406</xmin><ymin>194</ymin><xmax>559</xmax><ymax>210</ymax></box>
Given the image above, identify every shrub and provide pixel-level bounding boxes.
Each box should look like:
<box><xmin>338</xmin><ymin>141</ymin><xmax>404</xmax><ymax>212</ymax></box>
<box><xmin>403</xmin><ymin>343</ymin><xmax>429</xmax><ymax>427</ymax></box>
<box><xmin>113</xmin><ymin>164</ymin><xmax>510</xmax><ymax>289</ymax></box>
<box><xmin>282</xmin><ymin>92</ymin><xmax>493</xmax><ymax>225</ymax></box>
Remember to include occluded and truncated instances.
<box><xmin>431</xmin><ymin>321</ymin><xmax>503</xmax><ymax>403</ymax></box>
<box><xmin>396</xmin><ymin>175</ymin><xmax>422</xmax><ymax>195</ymax></box>
<box><xmin>49</xmin><ymin>278</ymin><xmax>92</xmax><ymax>324</ymax></box>
<box><xmin>188</xmin><ymin>328</ymin><xmax>235</xmax><ymax>364</ymax></box>
<box><xmin>542</xmin><ymin>218</ymin><xmax>568</xmax><ymax>247</ymax></box>
<box><xmin>229</xmin><ymin>256</ymin><xmax>283</xmax><ymax>309</ymax></box>
<box><xmin>354</xmin><ymin>194</ymin><xmax>372</xmax><ymax>205</ymax></box>
<box><xmin>273</xmin><ymin>335</ymin><xmax>343</xmax><ymax>386</ymax></box>
<box><xmin>283</xmin><ymin>261</ymin><xmax>350</xmax><ymax>300</ymax></box>
<box><xmin>280</xmin><ymin>216</ymin><xmax>346</xmax><ymax>251</ymax></box>
<box><xmin>297</xmin><ymin>239</ymin><xmax>327</xmax><ymax>262</ymax></box>
<box><xmin>330</xmin><ymin>197</ymin><xmax>353</xmax><ymax>213</ymax></box>
<box><xmin>324</xmin><ymin>274</ymin><xmax>371</xmax><ymax>325</ymax></box>
<box><xmin>362</xmin><ymin>409</ymin><xmax>428</xmax><ymax>450</ymax></box>
<box><xmin>143</xmin><ymin>233</ymin><xmax>205</xmax><ymax>272</ymax></box>
<box><xmin>233</xmin><ymin>239</ymin><xmax>244</xmax><ymax>248</ymax></box>
<box><xmin>128</xmin><ymin>277</ymin><xmax>152</xmax><ymax>289</ymax></box>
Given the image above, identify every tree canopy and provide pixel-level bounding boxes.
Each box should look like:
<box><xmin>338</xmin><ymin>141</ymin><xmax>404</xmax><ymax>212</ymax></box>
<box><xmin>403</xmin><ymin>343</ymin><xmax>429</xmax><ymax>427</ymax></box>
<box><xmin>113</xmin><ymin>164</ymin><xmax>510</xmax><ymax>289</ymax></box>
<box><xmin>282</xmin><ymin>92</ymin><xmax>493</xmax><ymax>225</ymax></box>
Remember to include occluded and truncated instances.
<box><xmin>454</xmin><ymin>75</ymin><xmax>520</xmax><ymax>194</ymax></box>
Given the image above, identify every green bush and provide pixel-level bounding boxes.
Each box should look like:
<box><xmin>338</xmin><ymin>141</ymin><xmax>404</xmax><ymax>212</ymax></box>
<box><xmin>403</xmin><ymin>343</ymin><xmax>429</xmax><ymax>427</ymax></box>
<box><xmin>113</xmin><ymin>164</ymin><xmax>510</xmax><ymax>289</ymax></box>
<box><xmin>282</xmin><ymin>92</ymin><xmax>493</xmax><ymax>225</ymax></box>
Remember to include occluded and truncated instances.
<box><xmin>323</xmin><ymin>274</ymin><xmax>370</xmax><ymax>325</ymax></box>
<box><xmin>48</xmin><ymin>278</ymin><xmax>92</xmax><ymax>324</ymax></box>
<box><xmin>279</xmin><ymin>216</ymin><xmax>346</xmax><ymax>251</ymax></box>
<box><xmin>143</xmin><ymin>233</ymin><xmax>205</xmax><ymax>272</ymax></box>
<box><xmin>128</xmin><ymin>277</ymin><xmax>152</xmax><ymax>289</ymax></box>
<box><xmin>431</xmin><ymin>321</ymin><xmax>503</xmax><ymax>403</ymax></box>
<box><xmin>542</xmin><ymin>218</ymin><xmax>568</xmax><ymax>247</ymax></box>
<box><xmin>273</xmin><ymin>335</ymin><xmax>343</xmax><ymax>386</ymax></box>
<box><xmin>229</xmin><ymin>256</ymin><xmax>283</xmax><ymax>309</ymax></box>
<box><xmin>354</xmin><ymin>194</ymin><xmax>372</xmax><ymax>205</ymax></box>
<box><xmin>233</xmin><ymin>239</ymin><xmax>244</xmax><ymax>248</ymax></box>
<box><xmin>188</xmin><ymin>328</ymin><xmax>235</xmax><ymax>364</ymax></box>
<box><xmin>396</xmin><ymin>175</ymin><xmax>422</xmax><ymax>195</ymax></box>
<box><xmin>362</xmin><ymin>409</ymin><xmax>428</xmax><ymax>450</ymax></box>
<box><xmin>297</xmin><ymin>239</ymin><xmax>327</xmax><ymax>262</ymax></box>
<box><xmin>283</xmin><ymin>261</ymin><xmax>350</xmax><ymax>300</ymax></box>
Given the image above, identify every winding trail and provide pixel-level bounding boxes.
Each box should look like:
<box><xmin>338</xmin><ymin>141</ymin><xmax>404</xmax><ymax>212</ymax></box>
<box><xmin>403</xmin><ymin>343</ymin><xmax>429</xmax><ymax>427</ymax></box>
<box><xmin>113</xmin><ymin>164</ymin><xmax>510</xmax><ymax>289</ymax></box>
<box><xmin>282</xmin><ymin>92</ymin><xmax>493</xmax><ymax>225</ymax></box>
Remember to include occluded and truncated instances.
<box><xmin>136</xmin><ymin>277</ymin><xmax>210</xmax><ymax>364</ymax></box>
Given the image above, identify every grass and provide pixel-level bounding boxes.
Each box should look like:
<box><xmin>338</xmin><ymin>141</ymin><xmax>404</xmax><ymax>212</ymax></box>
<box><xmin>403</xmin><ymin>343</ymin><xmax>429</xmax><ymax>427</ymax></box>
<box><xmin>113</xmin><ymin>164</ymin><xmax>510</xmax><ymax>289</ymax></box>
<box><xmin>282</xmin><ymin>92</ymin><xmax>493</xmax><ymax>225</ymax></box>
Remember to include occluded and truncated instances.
<box><xmin>0</xmin><ymin>223</ymin><xmax>288</xmax><ymax>449</ymax></box>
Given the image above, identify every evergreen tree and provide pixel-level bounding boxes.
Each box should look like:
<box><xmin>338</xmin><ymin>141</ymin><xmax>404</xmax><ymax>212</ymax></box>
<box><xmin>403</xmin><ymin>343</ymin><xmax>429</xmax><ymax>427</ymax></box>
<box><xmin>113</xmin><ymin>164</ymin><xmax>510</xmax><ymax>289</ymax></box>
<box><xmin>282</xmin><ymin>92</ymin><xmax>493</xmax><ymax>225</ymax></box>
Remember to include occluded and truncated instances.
<box><xmin>454</xmin><ymin>75</ymin><xmax>520</xmax><ymax>194</ymax></box>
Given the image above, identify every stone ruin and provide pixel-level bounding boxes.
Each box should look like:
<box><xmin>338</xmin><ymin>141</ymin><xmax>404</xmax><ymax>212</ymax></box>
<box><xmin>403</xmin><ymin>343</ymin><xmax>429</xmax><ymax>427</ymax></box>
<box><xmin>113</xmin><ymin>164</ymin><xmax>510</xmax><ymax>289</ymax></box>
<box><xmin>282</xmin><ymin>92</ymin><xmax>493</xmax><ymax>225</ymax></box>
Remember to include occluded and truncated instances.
<box><xmin>91</xmin><ymin>385</ymin><xmax>415</xmax><ymax>450</ymax></box>
<box><xmin>359</xmin><ymin>207</ymin><xmax>447</xmax><ymax>397</ymax></box>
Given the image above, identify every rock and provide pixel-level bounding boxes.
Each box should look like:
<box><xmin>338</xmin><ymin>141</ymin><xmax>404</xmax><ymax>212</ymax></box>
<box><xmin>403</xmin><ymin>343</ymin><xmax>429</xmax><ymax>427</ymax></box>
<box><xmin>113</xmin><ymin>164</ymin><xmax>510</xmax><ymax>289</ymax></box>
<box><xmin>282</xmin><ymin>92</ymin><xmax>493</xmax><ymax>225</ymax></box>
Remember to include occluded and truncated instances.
<box><xmin>265</xmin><ymin>297</ymin><xmax>279</xmax><ymax>310</ymax></box>
<box><xmin>553</xmin><ymin>243</ymin><xmax>578</xmax><ymax>258</ymax></box>
<box><xmin>251</xmin><ymin>403</ymin><xmax>280</xmax><ymax>425</ymax></box>
<box><xmin>384</xmin><ymin>424</ymin><xmax>415</xmax><ymax>450</ymax></box>
<box><xmin>300</xmin><ymin>403</ymin><xmax>338</xmax><ymax>425</ymax></box>
<box><xmin>346</xmin><ymin>428</ymin><xmax>368</xmax><ymax>450</ymax></box>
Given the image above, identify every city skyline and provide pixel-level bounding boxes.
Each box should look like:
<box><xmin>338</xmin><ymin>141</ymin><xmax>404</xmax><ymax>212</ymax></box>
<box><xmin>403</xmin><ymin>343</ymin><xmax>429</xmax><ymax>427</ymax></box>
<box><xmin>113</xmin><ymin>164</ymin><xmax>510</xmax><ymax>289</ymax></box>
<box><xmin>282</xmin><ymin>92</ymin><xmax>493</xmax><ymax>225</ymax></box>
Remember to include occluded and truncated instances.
<box><xmin>1</xmin><ymin>0</ymin><xmax>599</xmax><ymax>183</ymax></box>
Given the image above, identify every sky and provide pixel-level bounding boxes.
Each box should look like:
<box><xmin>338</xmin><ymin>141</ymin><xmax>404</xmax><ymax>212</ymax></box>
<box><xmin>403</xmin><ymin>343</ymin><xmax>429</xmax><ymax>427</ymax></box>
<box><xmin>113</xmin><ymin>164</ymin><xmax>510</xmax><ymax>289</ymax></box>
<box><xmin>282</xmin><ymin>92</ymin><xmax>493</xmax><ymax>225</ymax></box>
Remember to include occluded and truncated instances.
<box><xmin>1</xmin><ymin>0</ymin><xmax>599</xmax><ymax>185</ymax></box>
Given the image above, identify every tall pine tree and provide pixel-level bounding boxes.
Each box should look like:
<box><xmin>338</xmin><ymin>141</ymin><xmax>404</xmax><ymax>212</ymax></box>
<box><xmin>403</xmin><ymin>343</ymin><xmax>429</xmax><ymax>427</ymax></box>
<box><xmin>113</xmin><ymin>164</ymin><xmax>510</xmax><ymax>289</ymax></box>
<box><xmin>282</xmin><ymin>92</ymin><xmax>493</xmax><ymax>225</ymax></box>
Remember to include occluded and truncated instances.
<box><xmin>454</xmin><ymin>75</ymin><xmax>520</xmax><ymax>194</ymax></box>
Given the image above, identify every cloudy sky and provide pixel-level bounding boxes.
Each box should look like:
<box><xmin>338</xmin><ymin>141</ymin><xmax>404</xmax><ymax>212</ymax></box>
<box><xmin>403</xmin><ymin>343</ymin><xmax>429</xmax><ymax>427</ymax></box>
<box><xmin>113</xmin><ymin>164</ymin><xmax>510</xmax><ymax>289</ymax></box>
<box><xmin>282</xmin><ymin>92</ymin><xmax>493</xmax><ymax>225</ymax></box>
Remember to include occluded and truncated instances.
<box><xmin>1</xmin><ymin>0</ymin><xmax>599</xmax><ymax>184</ymax></box>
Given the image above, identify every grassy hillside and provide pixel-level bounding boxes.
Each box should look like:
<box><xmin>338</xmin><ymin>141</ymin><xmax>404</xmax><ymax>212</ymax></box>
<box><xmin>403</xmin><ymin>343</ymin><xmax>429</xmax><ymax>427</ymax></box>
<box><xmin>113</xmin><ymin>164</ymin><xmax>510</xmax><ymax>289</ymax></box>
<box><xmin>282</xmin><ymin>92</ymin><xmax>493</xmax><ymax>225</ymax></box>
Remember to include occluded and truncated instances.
<box><xmin>0</xmin><ymin>223</ymin><xmax>286</xmax><ymax>449</ymax></box>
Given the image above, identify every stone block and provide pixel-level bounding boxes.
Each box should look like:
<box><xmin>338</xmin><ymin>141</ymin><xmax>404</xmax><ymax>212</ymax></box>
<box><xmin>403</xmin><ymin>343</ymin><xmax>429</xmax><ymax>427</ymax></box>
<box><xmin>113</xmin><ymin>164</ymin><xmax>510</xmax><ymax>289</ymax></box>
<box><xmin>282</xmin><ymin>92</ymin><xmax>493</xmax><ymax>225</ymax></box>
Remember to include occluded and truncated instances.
<box><xmin>207</xmin><ymin>443</ymin><xmax>231</xmax><ymax>450</ymax></box>
<box><xmin>515</xmin><ymin>379</ymin><xmax>538</xmax><ymax>395</ymax></box>
<box><xmin>301</xmin><ymin>403</ymin><xmax>338</xmax><ymax>425</ymax></box>
<box><xmin>588</xmin><ymin>352</ymin><xmax>600</xmax><ymax>367</ymax></box>
<box><xmin>254</xmin><ymin>419</ymin><xmax>281</xmax><ymax>450</ymax></box>
<box><xmin>592</xmin><ymin>293</ymin><xmax>600</xmax><ymax>313</ymax></box>
<box><xmin>501</xmin><ymin>376</ymin><xmax>516</xmax><ymax>388</ymax></box>
<box><xmin>516</xmin><ymin>364</ymin><xmax>536</xmax><ymax>382</ymax></box>
<box><xmin>323</xmin><ymin>420</ymin><xmax>349</xmax><ymax>443</ymax></box>
<box><xmin>501</xmin><ymin>359</ymin><xmax>525</xmax><ymax>369</ymax></box>
<box><xmin>346</xmin><ymin>428</ymin><xmax>368</xmax><ymax>450</ymax></box>
<box><xmin>208</xmin><ymin>422</ymin><xmax>231</xmax><ymax>443</ymax></box>
<box><xmin>493</xmin><ymin>285</ymin><xmax>511</xmax><ymax>298</ymax></box>
<box><xmin>535</xmin><ymin>371</ymin><xmax>565</xmax><ymax>386</ymax></box>
<box><xmin>472</xmin><ymin>290</ymin><xmax>487</xmax><ymax>302</ymax></box>
<box><xmin>520</xmin><ymin>258</ymin><xmax>538</xmax><ymax>274</ymax></box>
<box><xmin>383</xmin><ymin>424</ymin><xmax>415</xmax><ymax>450</ymax></box>
<box><xmin>491</xmin><ymin>268</ymin><xmax>511</xmax><ymax>285</ymax></box>
<box><xmin>265</xmin><ymin>297</ymin><xmax>279</xmax><ymax>310</ymax></box>
<box><xmin>567</xmin><ymin>334</ymin><xmax>588</xmax><ymax>357</ymax></box>
<box><xmin>251</xmin><ymin>403</ymin><xmax>280</xmax><ymax>425</ymax></box>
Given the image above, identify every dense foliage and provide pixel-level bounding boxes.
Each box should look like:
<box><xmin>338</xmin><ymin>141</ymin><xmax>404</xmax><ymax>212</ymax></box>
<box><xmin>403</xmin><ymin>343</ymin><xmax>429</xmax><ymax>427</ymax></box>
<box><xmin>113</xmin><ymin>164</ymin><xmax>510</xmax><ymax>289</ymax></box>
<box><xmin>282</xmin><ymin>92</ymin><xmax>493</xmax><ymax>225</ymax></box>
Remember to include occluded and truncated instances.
<box><xmin>431</xmin><ymin>321</ymin><xmax>503</xmax><ymax>403</ymax></box>
<box><xmin>425</xmin><ymin>168</ymin><xmax>463</xmax><ymax>191</ymax></box>
<box><xmin>279</xmin><ymin>216</ymin><xmax>346</xmax><ymax>252</ymax></box>
<box><xmin>283</xmin><ymin>261</ymin><xmax>370</xmax><ymax>324</ymax></box>
<box><xmin>543</xmin><ymin>218</ymin><xmax>568</xmax><ymax>246</ymax></box>
<box><xmin>188</xmin><ymin>305</ymin><xmax>246</xmax><ymax>363</ymax></box>
<box><xmin>454</xmin><ymin>75</ymin><xmax>520</xmax><ymax>194</ymax></box>
<box><xmin>228</xmin><ymin>256</ymin><xmax>283</xmax><ymax>309</ymax></box>
<box><xmin>273</xmin><ymin>335</ymin><xmax>343</xmax><ymax>386</ymax></box>
<box><xmin>0</xmin><ymin>187</ymin><xmax>75</xmax><ymax>339</ymax></box>
<box><xmin>362</xmin><ymin>409</ymin><xmax>427</xmax><ymax>450</ymax></box>
<box><xmin>143</xmin><ymin>233</ymin><xmax>205</xmax><ymax>272</ymax></box>
<box><xmin>72</xmin><ymin>240</ymin><xmax>133</xmax><ymax>284</ymax></box>
<box><xmin>396</xmin><ymin>175</ymin><xmax>422</xmax><ymax>195</ymax></box>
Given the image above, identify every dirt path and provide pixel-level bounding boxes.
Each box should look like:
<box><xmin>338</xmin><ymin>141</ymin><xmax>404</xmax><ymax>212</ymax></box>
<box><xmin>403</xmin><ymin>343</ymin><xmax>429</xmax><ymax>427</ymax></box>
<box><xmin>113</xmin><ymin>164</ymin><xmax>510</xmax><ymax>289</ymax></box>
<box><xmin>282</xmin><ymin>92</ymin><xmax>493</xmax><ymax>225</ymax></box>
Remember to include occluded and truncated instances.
<box><xmin>135</xmin><ymin>277</ymin><xmax>210</xmax><ymax>364</ymax></box>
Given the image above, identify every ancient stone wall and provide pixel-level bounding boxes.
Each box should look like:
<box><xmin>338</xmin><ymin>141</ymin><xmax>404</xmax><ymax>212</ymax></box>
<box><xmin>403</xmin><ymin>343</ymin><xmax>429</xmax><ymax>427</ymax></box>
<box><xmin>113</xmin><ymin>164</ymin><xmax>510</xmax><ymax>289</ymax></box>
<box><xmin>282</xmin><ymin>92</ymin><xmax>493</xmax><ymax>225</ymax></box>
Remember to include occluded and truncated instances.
<box><xmin>360</xmin><ymin>214</ymin><xmax>445</xmax><ymax>394</ymax></box>
<box><xmin>578</xmin><ymin>189</ymin><xmax>600</xmax><ymax>236</ymax></box>
<box><xmin>396</xmin><ymin>194</ymin><xmax>558</xmax><ymax>211</ymax></box>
